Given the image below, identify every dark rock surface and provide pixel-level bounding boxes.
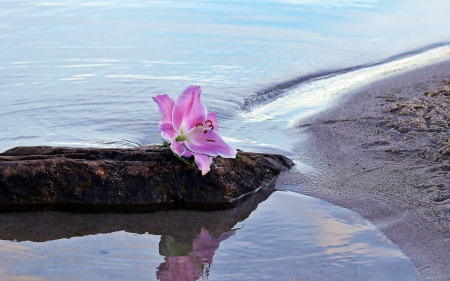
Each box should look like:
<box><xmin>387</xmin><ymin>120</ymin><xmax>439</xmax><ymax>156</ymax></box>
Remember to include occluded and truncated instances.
<box><xmin>0</xmin><ymin>186</ymin><xmax>273</xmax><ymax>242</ymax></box>
<box><xmin>0</xmin><ymin>146</ymin><xmax>293</xmax><ymax>212</ymax></box>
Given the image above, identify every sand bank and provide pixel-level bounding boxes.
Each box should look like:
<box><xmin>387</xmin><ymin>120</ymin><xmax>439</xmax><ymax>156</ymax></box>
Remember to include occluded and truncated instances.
<box><xmin>279</xmin><ymin>59</ymin><xmax>450</xmax><ymax>280</ymax></box>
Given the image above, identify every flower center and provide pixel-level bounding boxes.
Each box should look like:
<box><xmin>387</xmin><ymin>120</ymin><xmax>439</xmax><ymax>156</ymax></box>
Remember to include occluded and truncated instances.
<box><xmin>174</xmin><ymin>120</ymin><xmax>215</xmax><ymax>143</ymax></box>
<box><xmin>196</xmin><ymin>120</ymin><xmax>214</xmax><ymax>134</ymax></box>
<box><xmin>175</xmin><ymin>135</ymin><xmax>187</xmax><ymax>142</ymax></box>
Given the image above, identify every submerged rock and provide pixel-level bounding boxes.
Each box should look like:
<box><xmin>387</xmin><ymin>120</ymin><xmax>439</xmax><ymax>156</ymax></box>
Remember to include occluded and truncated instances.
<box><xmin>0</xmin><ymin>146</ymin><xmax>293</xmax><ymax>212</ymax></box>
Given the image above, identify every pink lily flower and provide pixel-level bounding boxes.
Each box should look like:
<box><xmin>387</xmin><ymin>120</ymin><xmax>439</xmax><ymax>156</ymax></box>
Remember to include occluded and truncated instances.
<box><xmin>153</xmin><ymin>85</ymin><xmax>237</xmax><ymax>175</ymax></box>
<box><xmin>156</xmin><ymin>228</ymin><xmax>235</xmax><ymax>281</ymax></box>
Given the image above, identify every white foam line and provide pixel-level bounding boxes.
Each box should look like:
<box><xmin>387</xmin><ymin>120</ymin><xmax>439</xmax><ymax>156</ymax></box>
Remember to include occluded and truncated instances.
<box><xmin>243</xmin><ymin>45</ymin><xmax>450</xmax><ymax>127</ymax></box>
<box><xmin>222</xmin><ymin>137</ymin><xmax>281</xmax><ymax>148</ymax></box>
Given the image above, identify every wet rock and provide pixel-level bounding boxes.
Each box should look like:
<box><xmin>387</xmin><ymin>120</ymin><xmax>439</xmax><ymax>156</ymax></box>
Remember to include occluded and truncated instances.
<box><xmin>0</xmin><ymin>184</ymin><xmax>274</xmax><ymax>242</ymax></box>
<box><xmin>0</xmin><ymin>146</ymin><xmax>294</xmax><ymax>211</ymax></box>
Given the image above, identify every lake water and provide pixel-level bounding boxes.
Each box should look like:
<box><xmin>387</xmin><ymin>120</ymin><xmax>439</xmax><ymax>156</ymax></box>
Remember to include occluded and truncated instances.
<box><xmin>1</xmin><ymin>0</ymin><xmax>450</xmax><ymax>280</ymax></box>
<box><xmin>2</xmin><ymin>0</ymin><xmax>450</xmax><ymax>154</ymax></box>
<box><xmin>0</xmin><ymin>190</ymin><xmax>421</xmax><ymax>281</ymax></box>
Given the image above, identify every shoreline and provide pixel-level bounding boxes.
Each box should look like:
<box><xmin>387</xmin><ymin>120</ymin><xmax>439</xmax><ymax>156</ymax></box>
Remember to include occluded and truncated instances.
<box><xmin>279</xmin><ymin>59</ymin><xmax>450</xmax><ymax>280</ymax></box>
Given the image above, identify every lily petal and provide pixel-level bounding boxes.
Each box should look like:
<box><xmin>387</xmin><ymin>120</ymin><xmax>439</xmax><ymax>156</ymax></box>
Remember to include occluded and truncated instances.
<box><xmin>206</xmin><ymin>111</ymin><xmax>219</xmax><ymax>132</ymax></box>
<box><xmin>185</xmin><ymin>130</ymin><xmax>237</xmax><ymax>158</ymax></box>
<box><xmin>153</xmin><ymin>94</ymin><xmax>174</xmax><ymax>124</ymax></box>
<box><xmin>159</xmin><ymin>121</ymin><xmax>177</xmax><ymax>141</ymax></box>
<box><xmin>185</xmin><ymin>151</ymin><xmax>213</xmax><ymax>175</ymax></box>
<box><xmin>170</xmin><ymin>141</ymin><xmax>187</xmax><ymax>157</ymax></box>
<box><xmin>172</xmin><ymin>85</ymin><xmax>207</xmax><ymax>133</ymax></box>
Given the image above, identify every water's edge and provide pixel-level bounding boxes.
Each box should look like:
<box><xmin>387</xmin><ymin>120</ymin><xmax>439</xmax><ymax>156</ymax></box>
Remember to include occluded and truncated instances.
<box><xmin>241</xmin><ymin>42</ymin><xmax>450</xmax><ymax>112</ymax></box>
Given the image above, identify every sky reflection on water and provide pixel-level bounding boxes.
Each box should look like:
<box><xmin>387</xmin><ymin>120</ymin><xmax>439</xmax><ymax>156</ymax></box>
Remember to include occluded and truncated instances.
<box><xmin>0</xmin><ymin>191</ymin><xmax>420</xmax><ymax>281</ymax></box>
<box><xmin>1</xmin><ymin>0</ymin><xmax>450</xmax><ymax>152</ymax></box>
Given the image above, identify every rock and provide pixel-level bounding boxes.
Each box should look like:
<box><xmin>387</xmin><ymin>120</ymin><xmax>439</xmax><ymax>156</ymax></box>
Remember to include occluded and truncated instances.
<box><xmin>0</xmin><ymin>186</ymin><xmax>273</xmax><ymax>242</ymax></box>
<box><xmin>0</xmin><ymin>146</ymin><xmax>293</xmax><ymax>211</ymax></box>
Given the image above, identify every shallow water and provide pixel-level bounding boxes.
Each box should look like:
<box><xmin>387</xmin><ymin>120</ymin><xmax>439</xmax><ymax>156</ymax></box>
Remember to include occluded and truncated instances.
<box><xmin>1</xmin><ymin>0</ymin><xmax>450</xmax><ymax>155</ymax></box>
<box><xmin>2</xmin><ymin>0</ymin><xmax>450</xmax><ymax>279</ymax></box>
<box><xmin>0</xmin><ymin>191</ymin><xmax>421</xmax><ymax>281</ymax></box>
<box><xmin>243</xmin><ymin>45</ymin><xmax>450</xmax><ymax>126</ymax></box>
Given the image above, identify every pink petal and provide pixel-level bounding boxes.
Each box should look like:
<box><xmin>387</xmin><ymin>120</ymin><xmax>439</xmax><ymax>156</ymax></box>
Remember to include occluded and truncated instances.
<box><xmin>192</xmin><ymin>228</ymin><xmax>235</xmax><ymax>252</ymax></box>
<box><xmin>153</xmin><ymin>94</ymin><xmax>174</xmax><ymax>124</ymax></box>
<box><xmin>156</xmin><ymin>256</ymin><xmax>194</xmax><ymax>281</ymax></box>
<box><xmin>172</xmin><ymin>85</ymin><xmax>207</xmax><ymax>133</ymax></box>
<box><xmin>158</xmin><ymin>121</ymin><xmax>176</xmax><ymax>141</ymax></box>
<box><xmin>193</xmin><ymin>153</ymin><xmax>213</xmax><ymax>175</ymax></box>
<box><xmin>170</xmin><ymin>141</ymin><xmax>187</xmax><ymax>157</ymax></box>
<box><xmin>206</xmin><ymin>111</ymin><xmax>219</xmax><ymax>132</ymax></box>
<box><xmin>183</xmin><ymin>150</ymin><xmax>212</xmax><ymax>175</ymax></box>
<box><xmin>185</xmin><ymin>130</ymin><xmax>237</xmax><ymax>158</ymax></box>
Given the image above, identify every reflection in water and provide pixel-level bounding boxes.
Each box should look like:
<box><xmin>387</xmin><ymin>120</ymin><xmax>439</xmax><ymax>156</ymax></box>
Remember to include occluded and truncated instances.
<box><xmin>0</xmin><ymin>190</ymin><xmax>421</xmax><ymax>281</ymax></box>
<box><xmin>0</xmin><ymin>187</ymin><xmax>268</xmax><ymax>281</ymax></box>
<box><xmin>157</xmin><ymin>229</ymin><xmax>235</xmax><ymax>281</ymax></box>
<box><xmin>0</xmin><ymin>185</ymin><xmax>272</xmax><ymax>243</ymax></box>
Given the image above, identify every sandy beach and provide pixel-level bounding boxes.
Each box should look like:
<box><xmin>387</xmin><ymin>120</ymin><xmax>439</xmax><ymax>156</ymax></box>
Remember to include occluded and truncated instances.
<box><xmin>279</xmin><ymin>59</ymin><xmax>450</xmax><ymax>280</ymax></box>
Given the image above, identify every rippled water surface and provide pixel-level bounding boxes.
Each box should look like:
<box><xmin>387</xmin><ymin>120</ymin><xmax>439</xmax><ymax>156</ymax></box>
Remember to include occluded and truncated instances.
<box><xmin>1</xmin><ymin>0</ymin><xmax>450</xmax><ymax>154</ymax></box>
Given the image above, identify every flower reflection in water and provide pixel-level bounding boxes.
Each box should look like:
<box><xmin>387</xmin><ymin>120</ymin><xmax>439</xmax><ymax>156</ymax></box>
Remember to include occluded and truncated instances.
<box><xmin>157</xmin><ymin>228</ymin><xmax>235</xmax><ymax>281</ymax></box>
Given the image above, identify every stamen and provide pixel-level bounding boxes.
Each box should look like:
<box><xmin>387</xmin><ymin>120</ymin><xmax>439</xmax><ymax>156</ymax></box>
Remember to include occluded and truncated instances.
<box><xmin>205</xmin><ymin>120</ymin><xmax>212</xmax><ymax>126</ymax></box>
<box><xmin>196</xmin><ymin>123</ymin><xmax>203</xmax><ymax>128</ymax></box>
<box><xmin>207</xmin><ymin>140</ymin><xmax>215</xmax><ymax>142</ymax></box>
<box><xmin>209</xmin><ymin>125</ymin><xmax>214</xmax><ymax>130</ymax></box>
<box><xmin>204</xmin><ymin>130</ymin><xmax>208</xmax><ymax>134</ymax></box>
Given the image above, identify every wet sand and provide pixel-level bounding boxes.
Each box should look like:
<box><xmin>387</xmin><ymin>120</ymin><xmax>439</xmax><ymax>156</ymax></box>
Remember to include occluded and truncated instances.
<box><xmin>278</xmin><ymin>59</ymin><xmax>450</xmax><ymax>280</ymax></box>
